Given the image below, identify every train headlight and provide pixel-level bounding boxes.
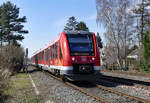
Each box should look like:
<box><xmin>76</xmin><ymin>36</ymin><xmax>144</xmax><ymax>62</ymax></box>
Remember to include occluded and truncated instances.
<box><xmin>92</xmin><ymin>57</ymin><xmax>95</xmax><ymax>61</ymax></box>
<box><xmin>72</xmin><ymin>57</ymin><xmax>75</xmax><ymax>61</ymax></box>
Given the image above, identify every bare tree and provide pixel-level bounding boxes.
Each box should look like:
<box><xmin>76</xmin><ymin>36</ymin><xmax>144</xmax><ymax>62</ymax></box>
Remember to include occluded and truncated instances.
<box><xmin>132</xmin><ymin>0</ymin><xmax>150</xmax><ymax>61</ymax></box>
<box><xmin>96</xmin><ymin>0</ymin><xmax>134</xmax><ymax>69</ymax></box>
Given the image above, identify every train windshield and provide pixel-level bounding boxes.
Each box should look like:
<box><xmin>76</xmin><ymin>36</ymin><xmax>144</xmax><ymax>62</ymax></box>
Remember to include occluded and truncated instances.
<box><xmin>66</xmin><ymin>34</ymin><xmax>94</xmax><ymax>56</ymax></box>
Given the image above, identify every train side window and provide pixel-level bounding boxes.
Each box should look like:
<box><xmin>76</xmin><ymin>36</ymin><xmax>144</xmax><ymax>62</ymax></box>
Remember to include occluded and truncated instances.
<box><xmin>56</xmin><ymin>42</ymin><xmax>57</xmax><ymax>59</ymax></box>
<box><xmin>59</xmin><ymin>41</ymin><xmax>63</xmax><ymax>59</ymax></box>
<box><xmin>54</xmin><ymin>43</ymin><xmax>56</xmax><ymax>59</ymax></box>
<box><xmin>50</xmin><ymin>46</ymin><xmax>52</xmax><ymax>59</ymax></box>
<box><xmin>53</xmin><ymin>45</ymin><xmax>55</xmax><ymax>59</ymax></box>
<box><xmin>39</xmin><ymin>53</ymin><xmax>41</xmax><ymax>60</ymax></box>
<box><xmin>40</xmin><ymin>52</ymin><xmax>42</xmax><ymax>60</ymax></box>
<box><xmin>41</xmin><ymin>51</ymin><xmax>44</xmax><ymax>60</ymax></box>
<box><xmin>46</xmin><ymin>49</ymin><xmax>48</xmax><ymax>62</ymax></box>
<box><xmin>45</xmin><ymin>50</ymin><xmax>47</xmax><ymax>62</ymax></box>
<box><xmin>49</xmin><ymin>48</ymin><xmax>51</xmax><ymax>59</ymax></box>
<box><xmin>54</xmin><ymin>44</ymin><xmax>56</xmax><ymax>59</ymax></box>
<box><xmin>41</xmin><ymin>52</ymin><xmax>42</xmax><ymax>60</ymax></box>
<box><xmin>45</xmin><ymin>49</ymin><xmax>47</xmax><ymax>62</ymax></box>
<box><xmin>40</xmin><ymin>53</ymin><xmax>41</xmax><ymax>60</ymax></box>
<box><xmin>48</xmin><ymin>48</ymin><xmax>50</xmax><ymax>60</ymax></box>
<box><xmin>51</xmin><ymin>46</ymin><xmax>52</xmax><ymax>59</ymax></box>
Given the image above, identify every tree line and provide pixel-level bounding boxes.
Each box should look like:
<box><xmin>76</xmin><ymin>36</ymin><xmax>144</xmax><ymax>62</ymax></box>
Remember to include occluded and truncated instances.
<box><xmin>96</xmin><ymin>0</ymin><xmax>150</xmax><ymax>72</ymax></box>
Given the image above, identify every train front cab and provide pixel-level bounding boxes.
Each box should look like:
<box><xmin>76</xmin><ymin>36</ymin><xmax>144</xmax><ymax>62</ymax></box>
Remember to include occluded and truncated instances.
<box><xmin>60</xmin><ymin>32</ymin><xmax>101</xmax><ymax>81</ymax></box>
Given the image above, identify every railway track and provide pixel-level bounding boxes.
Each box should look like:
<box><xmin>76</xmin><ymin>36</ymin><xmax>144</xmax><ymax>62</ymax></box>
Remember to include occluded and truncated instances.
<box><xmin>76</xmin><ymin>81</ymin><xmax>150</xmax><ymax>103</ymax></box>
<box><xmin>101</xmin><ymin>75</ymin><xmax>150</xmax><ymax>90</ymax></box>
<box><xmin>95</xmin><ymin>84</ymin><xmax>150</xmax><ymax>103</ymax></box>
<box><xmin>43</xmin><ymin>71</ymin><xmax>110</xmax><ymax>103</ymax></box>
<box><xmin>42</xmin><ymin>70</ymin><xmax>150</xmax><ymax>103</ymax></box>
<box><xmin>101</xmin><ymin>70</ymin><xmax>150</xmax><ymax>78</ymax></box>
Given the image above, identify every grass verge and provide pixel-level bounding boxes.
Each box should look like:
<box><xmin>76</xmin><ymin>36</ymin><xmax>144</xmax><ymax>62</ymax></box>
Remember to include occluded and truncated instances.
<box><xmin>2</xmin><ymin>73</ymin><xmax>42</xmax><ymax>103</ymax></box>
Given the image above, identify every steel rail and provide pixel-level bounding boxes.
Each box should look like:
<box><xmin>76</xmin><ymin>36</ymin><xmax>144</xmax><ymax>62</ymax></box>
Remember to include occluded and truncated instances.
<box><xmin>42</xmin><ymin>70</ymin><xmax>150</xmax><ymax>103</ymax></box>
<box><xmin>101</xmin><ymin>76</ymin><xmax>150</xmax><ymax>90</ymax></box>
<box><xmin>101</xmin><ymin>70</ymin><xmax>150</xmax><ymax>78</ymax></box>
<box><xmin>95</xmin><ymin>84</ymin><xmax>150</xmax><ymax>103</ymax></box>
<box><xmin>43</xmin><ymin>71</ymin><xmax>110</xmax><ymax>103</ymax></box>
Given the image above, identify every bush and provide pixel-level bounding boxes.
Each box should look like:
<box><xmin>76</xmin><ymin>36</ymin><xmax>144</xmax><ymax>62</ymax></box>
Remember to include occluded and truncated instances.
<box><xmin>0</xmin><ymin>45</ymin><xmax>25</xmax><ymax>78</ymax></box>
<box><xmin>0</xmin><ymin>45</ymin><xmax>25</xmax><ymax>102</ymax></box>
<box><xmin>140</xmin><ymin>61</ymin><xmax>150</xmax><ymax>73</ymax></box>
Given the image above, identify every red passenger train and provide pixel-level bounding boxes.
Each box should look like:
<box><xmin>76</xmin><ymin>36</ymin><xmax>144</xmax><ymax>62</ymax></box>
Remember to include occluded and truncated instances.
<box><xmin>31</xmin><ymin>31</ymin><xmax>101</xmax><ymax>81</ymax></box>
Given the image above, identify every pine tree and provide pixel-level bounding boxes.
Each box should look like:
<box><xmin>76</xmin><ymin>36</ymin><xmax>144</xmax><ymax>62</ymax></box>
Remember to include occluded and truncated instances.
<box><xmin>143</xmin><ymin>29</ymin><xmax>150</xmax><ymax>61</ymax></box>
<box><xmin>133</xmin><ymin>0</ymin><xmax>150</xmax><ymax>68</ymax></box>
<box><xmin>0</xmin><ymin>1</ymin><xmax>28</xmax><ymax>45</ymax></box>
<box><xmin>76</xmin><ymin>21</ymin><xmax>89</xmax><ymax>31</ymax></box>
<box><xmin>141</xmin><ymin>28</ymin><xmax>150</xmax><ymax>72</ymax></box>
<box><xmin>96</xmin><ymin>32</ymin><xmax>103</xmax><ymax>49</ymax></box>
<box><xmin>63</xmin><ymin>16</ymin><xmax>78</xmax><ymax>32</ymax></box>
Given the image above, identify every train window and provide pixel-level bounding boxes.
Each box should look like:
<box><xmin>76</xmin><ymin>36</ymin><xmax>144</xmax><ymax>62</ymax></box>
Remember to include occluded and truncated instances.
<box><xmin>53</xmin><ymin>45</ymin><xmax>55</xmax><ymax>59</ymax></box>
<box><xmin>56</xmin><ymin>42</ymin><xmax>57</xmax><ymax>59</ymax></box>
<box><xmin>50</xmin><ymin>47</ymin><xmax>52</xmax><ymax>59</ymax></box>
<box><xmin>54</xmin><ymin>44</ymin><xmax>55</xmax><ymax>59</ymax></box>
<box><xmin>41</xmin><ymin>52</ymin><xmax>42</xmax><ymax>60</ymax></box>
<box><xmin>42</xmin><ymin>51</ymin><xmax>44</xmax><ymax>60</ymax></box>
<box><xmin>44</xmin><ymin>50</ymin><xmax>46</xmax><ymax>63</ymax></box>
<box><xmin>54</xmin><ymin>43</ymin><xmax>56</xmax><ymax>59</ymax></box>
<box><xmin>46</xmin><ymin>49</ymin><xmax>49</xmax><ymax>62</ymax></box>
<box><xmin>45</xmin><ymin>50</ymin><xmax>47</xmax><ymax>62</ymax></box>
<box><xmin>52</xmin><ymin>45</ymin><xmax>53</xmax><ymax>59</ymax></box>
<box><xmin>40</xmin><ymin>52</ymin><xmax>41</xmax><ymax>60</ymax></box>
<box><xmin>39</xmin><ymin>53</ymin><xmax>40</xmax><ymax>60</ymax></box>
<box><xmin>49</xmin><ymin>48</ymin><xmax>51</xmax><ymax>59</ymax></box>
<box><xmin>48</xmin><ymin>48</ymin><xmax>50</xmax><ymax>60</ymax></box>
<box><xmin>59</xmin><ymin>41</ymin><xmax>63</xmax><ymax>59</ymax></box>
<box><xmin>45</xmin><ymin>49</ymin><xmax>47</xmax><ymax>62</ymax></box>
<box><xmin>66</xmin><ymin>34</ymin><xmax>95</xmax><ymax>56</ymax></box>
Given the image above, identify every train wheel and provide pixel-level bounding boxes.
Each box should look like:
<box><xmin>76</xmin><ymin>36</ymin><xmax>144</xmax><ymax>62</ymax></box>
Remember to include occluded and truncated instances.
<box><xmin>54</xmin><ymin>69</ymin><xmax>57</xmax><ymax>76</ymax></box>
<box><xmin>62</xmin><ymin>75</ymin><xmax>67</xmax><ymax>82</ymax></box>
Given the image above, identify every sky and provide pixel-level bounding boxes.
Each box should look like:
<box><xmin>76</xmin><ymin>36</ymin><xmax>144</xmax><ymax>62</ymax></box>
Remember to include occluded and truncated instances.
<box><xmin>0</xmin><ymin>0</ymin><xmax>105</xmax><ymax>57</ymax></box>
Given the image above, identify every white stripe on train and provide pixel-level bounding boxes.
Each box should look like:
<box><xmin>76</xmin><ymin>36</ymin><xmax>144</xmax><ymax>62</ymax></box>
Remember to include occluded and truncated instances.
<box><xmin>37</xmin><ymin>64</ymin><xmax>101</xmax><ymax>71</ymax></box>
<box><xmin>31</xmin><ymin>63</ymin><xmax>101</xmax><ymax>71</ymax></box>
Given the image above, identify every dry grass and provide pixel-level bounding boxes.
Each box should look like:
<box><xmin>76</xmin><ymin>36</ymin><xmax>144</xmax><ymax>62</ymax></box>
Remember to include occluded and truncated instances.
<box><xmin>2</xmin><ymin>73</ymin><xmax>42</xmax><ymax>103</ymax></box>
<box><xmin>0</xmin><ymin>45</ymin><xmax>25</xmax><ymax>103</ymax></box>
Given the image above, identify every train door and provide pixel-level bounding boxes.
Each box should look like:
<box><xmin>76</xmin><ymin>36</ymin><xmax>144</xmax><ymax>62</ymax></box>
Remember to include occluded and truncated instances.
<box><xmin>35</xmin><ymin>54</ymin><xmax>38</xmax><ymax>66</ymax></box>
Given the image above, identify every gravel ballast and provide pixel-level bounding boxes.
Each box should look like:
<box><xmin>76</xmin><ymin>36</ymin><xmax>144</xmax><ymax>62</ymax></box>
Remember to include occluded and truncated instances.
<box><xmin>101</xmin><ymin>71</ymin><xmax>150</xmax><ymax>82</ymax></box>
<box><xmin>29</xmin><ymin>67</ymin><xmax>100</xmax><ymax>103</ymax></box>
<box><xmin>97</xmin><ymin>74</ymin><xmax>150</xmax><ymax>101</ymax></box>
<box><xmin>28</xmin><ymin>66</ymin><xmax>150</xmax><ymax>103</ymax></box>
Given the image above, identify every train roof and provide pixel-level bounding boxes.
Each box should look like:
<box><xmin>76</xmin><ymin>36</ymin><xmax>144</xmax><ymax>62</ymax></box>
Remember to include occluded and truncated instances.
<box><xmin>65</xmin><ymin>31</ymin><xmax>93</xmax><ymax>35</ymax></box>
<box><xmin>31</xmin><ymin>34</ymin><xmax>61</xmax><ymax>57</ymax></box>
<box><xmin>31</xmin><ymin>31</ymin><xmax>94</xmax><ymax>57</ymax></box>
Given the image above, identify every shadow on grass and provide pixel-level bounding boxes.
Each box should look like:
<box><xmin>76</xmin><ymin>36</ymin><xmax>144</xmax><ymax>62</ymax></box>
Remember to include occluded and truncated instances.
<box><xmin>18</xmin><ymin>65</ymin><xmax>41</xmax><ymax>74</ymax></box>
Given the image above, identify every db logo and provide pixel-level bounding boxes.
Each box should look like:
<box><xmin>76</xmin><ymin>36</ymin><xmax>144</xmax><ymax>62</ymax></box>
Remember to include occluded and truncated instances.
<box><xmin>81</xmin><ymin>57</ymin><xmax>87</xmax><ymax>62</ymax></box>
